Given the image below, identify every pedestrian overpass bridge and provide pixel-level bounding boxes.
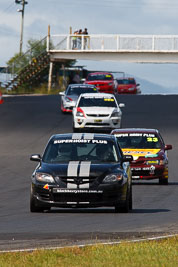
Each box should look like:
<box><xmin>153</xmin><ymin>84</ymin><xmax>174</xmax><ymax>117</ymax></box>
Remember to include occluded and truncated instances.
<box><xmin>47</xmin><ymin>33</ymin><xmax>178</xmax><ymax>63</ymax></box>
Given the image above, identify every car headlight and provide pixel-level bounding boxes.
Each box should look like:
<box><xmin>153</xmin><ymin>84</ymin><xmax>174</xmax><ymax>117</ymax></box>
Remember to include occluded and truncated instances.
<box><xmin>76</xmin><ymin>112</ymin><xmax>84</xmax><ymax>117</ymax></box>
<box><xmin>76</xmin><ymin>108</ymin><xmax>85</xmax><ymax>117</ymax></box>
<box><xmin>65</xmin><ymin>96</ymin><xmax>72</xmax><ymax>102</ymax></box>
<box><xmin>103</xmin><ymin>173</ymin><xmax>123</xmax><ymax>183</ymax></box>
<box><xmin>108</xmin><ymin>82</ymin><xmax>113</xmax><ymax>86</ymax></box>
<box><xmin>111</xmin><ymin>111</ymin><xmax>120</xmax><ymax>117</ymax></box>
<box><xmin>35</xmin><ymin>173</ymin><xmax>55</xmax><ymax>183</ymax></box>
<box><xmin>159</xmin><ymin>159</ymin><xmax>166</xmax><ymax>165</ymax></box>
<box><xmin>128</xmin><ymin>87</ymin><xmax>135</xmax><ymax>91</ymax></box>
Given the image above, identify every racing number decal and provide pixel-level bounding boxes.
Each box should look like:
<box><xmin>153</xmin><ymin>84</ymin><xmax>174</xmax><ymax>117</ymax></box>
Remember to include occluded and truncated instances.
<box><xmin>104</xmin><ymin>98</ymin><xmax>114</xmax><ymax>102</ymax></box>
<box><xmin>147</xmin><ymin>137</ymin><xmax>158</xmax><ymax>142</ymax></box>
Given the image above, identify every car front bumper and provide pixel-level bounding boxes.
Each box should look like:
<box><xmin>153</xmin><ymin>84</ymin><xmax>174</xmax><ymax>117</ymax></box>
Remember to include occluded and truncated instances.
<box><xmin>61</xmin><ymin>101</ymin><xmax>76</xmax><ymax>112</ymax></box>
<box><xmin>117</xmin><ymin>88</ymin><xmax>137</xmax><ymax>94</ymax></box>
<box><xmin>31</xmin><ymin>181</ymin><xmax>128</xmax><ymax>208</ymax></box>
<box><xmin>74</xmin><ymin>116</ymin><xmax>122</xmax><ymax>129</ymax></box>
<box><xmin>131</xmin><ymin>164</ymin><xmax>168</xmax><ymax>180</ymax></box>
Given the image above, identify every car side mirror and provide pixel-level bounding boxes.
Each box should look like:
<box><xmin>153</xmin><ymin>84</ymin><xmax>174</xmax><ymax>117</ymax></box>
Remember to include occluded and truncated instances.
<box><xmin>136</xmin><ymin>83</ymin><xmax>140</xmax><ymax>86</ymax></box>
<box><xmin>30</xmin><ymin>154</ymin><xmax>41</xmax><ymax>162</ymax></box>
<box><xmin>81</xmin><ymin>78</ymin><xmax>86</xmax><ymax>83</ymax></box>
<box><xmin>119</xmin><ymin>103</ymin><xmax>125</xmax><ymax>108</ymax></box>
<box><xmin>59</xmin><ymin>92</ymin><xmax>65</xmax><ymax>96</ymax></box>
<box><xmin>165</xmin><ymin>144</ymin><xmax>172</xmax><ymax>150</ymax></box>
<box><xmin>122</xmin><ymin>155</ymin><xmax>133</xmax><ymax>162</ymax></box>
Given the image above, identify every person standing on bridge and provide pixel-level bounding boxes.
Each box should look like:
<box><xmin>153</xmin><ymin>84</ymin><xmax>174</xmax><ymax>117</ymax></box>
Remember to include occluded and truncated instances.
<box><xmin>72</xmin><ymin>30</ymin><xmax>78</xmax><ymax>49</ymax></box>
<box><xmin>77</xmin><ymin>29</ymin><xmax>82</xmax><ymax>49</ymax></box>
<box><xmin>82</xmin><ymin>28</ymin><xmax>88</xmax><ymax>49</ymax></box>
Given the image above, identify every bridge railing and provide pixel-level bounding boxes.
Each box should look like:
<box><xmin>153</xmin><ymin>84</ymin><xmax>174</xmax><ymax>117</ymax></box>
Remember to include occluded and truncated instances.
<box><xmin>47</xmin><ymin>34</ymin><xmax>178</xmax><ymax>52</ymax></box>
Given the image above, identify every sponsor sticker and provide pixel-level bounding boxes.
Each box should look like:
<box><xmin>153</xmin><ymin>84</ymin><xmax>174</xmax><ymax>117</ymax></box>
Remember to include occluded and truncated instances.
<box><xmin>53</xmin><ymin>189</ymin><xmax>103</xmax><ymax>194</ymax></box>
<box><xmin>147</xmin><ymin>160</ymin><xmax>159</xmax><ymax>164</ymax></box>
<box><xmin>54</xmin><ymin>139</ymin><xmax>108</xmax><ymax>144</ymax></box>
<box><xmin>115</xmin><ymin>133</ymin><xmax>156</xmax><ymax>137</ymax></box>
<box><xmin>104</xmin><ymin>98</ymin><xmax>114</xmax><ymax>102</ymax></box>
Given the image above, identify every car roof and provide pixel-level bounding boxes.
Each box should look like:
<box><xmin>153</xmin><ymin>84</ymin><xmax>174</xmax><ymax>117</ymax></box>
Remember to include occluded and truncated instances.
<box><xmin>50</xmin><ymin>133</ymin><xmax>117</xmax><ymax>142</ymax></box>
<box><xmin>88</xmin><ymin>72</ymin><xmax>113</xmax><ymax>75</ymax></box>
<box><xmin>111</xmin><ymin>128</ymin><xmax>159</xmax><ymax>134</ymax></box>
<box><xmin>68</xmin><ymin>84</ymin><xmax>95</xmax><ymax>88</ymax></box>
<box><xmin>116</xmin><ymin>77</ymin><xmax>135</xmax><ymax>80</ymax></box>
<box><xmin>79</xmin><ymin>93</ymin><xmax>115</xmax><ymax>98</ymax></box>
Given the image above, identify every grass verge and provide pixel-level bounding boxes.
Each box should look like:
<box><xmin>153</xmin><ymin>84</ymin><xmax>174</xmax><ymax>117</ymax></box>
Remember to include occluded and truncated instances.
<box><xmin>0</xmin><ymin>84</ymin><xmax>62</xmax><ymax>95</ymax></box>
<box><xmin>0</xmin><ymin>236</ymin><xmax>177</xmax><ymax>267</ymax></box>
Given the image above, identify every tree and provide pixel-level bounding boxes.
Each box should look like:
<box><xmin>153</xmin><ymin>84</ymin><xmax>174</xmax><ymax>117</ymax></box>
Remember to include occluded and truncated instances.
<box><xmin>6</xmin><ymin>37</ymin><xmax>76</xmax><ymax>89</ymax></box>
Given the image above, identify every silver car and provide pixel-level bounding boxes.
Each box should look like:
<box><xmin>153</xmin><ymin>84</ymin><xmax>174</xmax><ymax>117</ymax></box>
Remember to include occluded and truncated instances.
<box><xmin>60</xmin><ymin>84</ymin><xmax>98</xmax><ymax>113</ymax></box>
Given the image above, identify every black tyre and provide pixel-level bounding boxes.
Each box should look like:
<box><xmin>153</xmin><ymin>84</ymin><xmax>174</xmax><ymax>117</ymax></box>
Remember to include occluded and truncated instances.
<box><xmin>159</xmin><ymin>178</ymin><xmax>168</xmax><ymax>185</ymax></box>
<box><xmin>115</xmin><ymin>186</ymin><xmax>131</xmax><ymax>213</ymax></box>
<box><xmin>73</xmin><ymin>127</ymin><xmax>79</xmax><ymax>133</ymax></box>
<box><xmin>72</xmin><ymin>121</ymin><xmax>78</xmax><ymax>133</ymax></box>
<box><xmin>129</xmin><ymin>184</ymin><xmax>133</xmax><ymax>210</ymax></box>
<box><xmin>30</xmin><ymin>186</ymin><xmax>44</xmax><ymax>213</ymax></box>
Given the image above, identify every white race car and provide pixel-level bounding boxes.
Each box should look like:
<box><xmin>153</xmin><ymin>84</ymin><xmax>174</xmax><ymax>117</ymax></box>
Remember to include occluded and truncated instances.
<box><xmin>60</xmin><ymin>84</ymin><xmax>98</xmax><ymax>113</ymax></box>
<box><xmin>72</xmin><ymin>93</ymin><xmax>125</xmax><ymax>132</ymax></box>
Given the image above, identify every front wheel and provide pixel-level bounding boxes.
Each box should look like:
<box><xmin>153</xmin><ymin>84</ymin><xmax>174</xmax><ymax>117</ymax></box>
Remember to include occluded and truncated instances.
<box><xmin>115</xmin><ymin>185</ymin><xmax>132</xmax><ymax>213</ymax></box>
<box><xmin>30</xmin><ymin>186</ymin><xmax>45</xmax><ymax>212</ymax></box>
<box><xmin>72</xmin><ymin>126</ymin><xmax>80</xmax><ymax>133</ymax></box>
<box><xmin>159</xmin><ymin>178</ymin><xmax>168</xmax><ymax>185</ymax></box>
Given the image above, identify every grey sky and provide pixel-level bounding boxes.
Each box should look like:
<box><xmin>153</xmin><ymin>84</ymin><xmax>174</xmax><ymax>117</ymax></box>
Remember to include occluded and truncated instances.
<box><xmin>1</xmin><ymin>0</ymin><xmax>178</xmax><ymax>88</ymax></box>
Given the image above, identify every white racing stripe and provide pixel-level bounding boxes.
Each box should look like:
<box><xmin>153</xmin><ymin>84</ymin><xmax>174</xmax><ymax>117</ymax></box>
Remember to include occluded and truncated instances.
<box><xmin>79</xmin><ymin>183</ymin><xmax>89</xmax><ymax>189</ymax></box>
<box><xmin>67</xmin><ymin>183</ymin><xmax>77</xmax><ymax>189</ymax></box>
<box><xmin>79</xmin><ymin>161</ymin><xmax>91</xmax><ymax>177</ymax></box>
<box><xmin>84</xmin><ymin>133</ymin><xmax>94</xmax><ymax>140</ymax></box>
<box><xmin>67</xmin><ymin>179</ymin><xmax>75</xmax><ymax>182</ymax></box>
<box><xmin>67</xmin><ymin>161</ymin><xmax>79</xmax><ymax>177</ymax></box>
<box><xmin>72</xmin><ymin>133</ymin><xmax>83</xmax><ymax>139</ymax></box>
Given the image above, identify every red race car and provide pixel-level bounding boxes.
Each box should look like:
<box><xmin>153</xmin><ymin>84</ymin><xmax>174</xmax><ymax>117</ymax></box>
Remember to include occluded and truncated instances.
<box><xmin>84</xmin><ymin>72</ymin><xmax>116</xmax><ymax>94</ymax></box>
<box><xmin>111</xmin><ymin>128</ymin><xmax>172</xmax><ymax>185</ymax></box>
<box><xmin>116</xmin><ymin>77</ymin><xmax>140</xmax><ymax>94</ymax></box>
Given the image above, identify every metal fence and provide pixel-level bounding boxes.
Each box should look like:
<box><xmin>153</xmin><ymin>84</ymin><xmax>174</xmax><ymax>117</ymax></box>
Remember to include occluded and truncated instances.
<box><xmin>48</xmin><ymin>34</ymin><xmax>178</xmax><ymax>52</ymax></box>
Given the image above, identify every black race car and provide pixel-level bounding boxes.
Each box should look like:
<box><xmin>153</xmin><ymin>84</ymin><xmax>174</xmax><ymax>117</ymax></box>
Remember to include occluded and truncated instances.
<box><xmin>30</xmin><ymin>133</ymin><xmax>133</xmax><ymax>213</ymax></box>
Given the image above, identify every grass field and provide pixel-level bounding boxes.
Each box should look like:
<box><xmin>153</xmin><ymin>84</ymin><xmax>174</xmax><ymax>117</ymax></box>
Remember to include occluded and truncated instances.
<box><xmin>0</xmin><ymin>236</ymin><xmax>177</xmax><ymax>267</ymax></box>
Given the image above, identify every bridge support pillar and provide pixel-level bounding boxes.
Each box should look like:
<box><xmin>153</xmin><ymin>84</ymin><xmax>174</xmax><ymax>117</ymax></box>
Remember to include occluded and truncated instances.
<box><xmin>48</xmin><ymin>62</ymin><xmax>53</xmax><ymax>92</ymax></box>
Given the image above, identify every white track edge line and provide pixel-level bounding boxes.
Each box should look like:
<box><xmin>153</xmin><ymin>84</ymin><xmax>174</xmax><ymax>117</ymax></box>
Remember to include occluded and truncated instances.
<box><xmin>0</xmin><ymin>233</ymin><xmax>177</xmax><ymax>254</ymax></box>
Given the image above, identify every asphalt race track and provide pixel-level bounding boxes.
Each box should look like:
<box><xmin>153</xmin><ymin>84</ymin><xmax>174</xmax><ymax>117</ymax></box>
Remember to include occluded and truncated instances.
<box><xmin>0</xmin><ymin>94</ymin><xmax>178</xmax><ymax>250</ymax></box>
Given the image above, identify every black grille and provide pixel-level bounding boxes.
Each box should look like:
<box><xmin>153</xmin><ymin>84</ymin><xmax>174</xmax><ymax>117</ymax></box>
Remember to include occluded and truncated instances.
<box><xmin>86</xmin><ymin>123</ymin><xmax>110</xmax><ymax>126</ymax></box>
<box><xmin>53</xmin><ymin>193</ymin><xmax>103</xmax><ymax>203</ymax></box>
<box><xmin>38</xmin><ymin>193</ymin><xmax>50</xmax><ymax>200</ymax></box>
<box><xmin>132</xmin><ymin>169</ymin><xmax>163</xmax><ymax>176</ymax></box>
<box><xmin>86</xmin><ymin>114</ymin><xmax>109</xmax><ymax>117</ymax></box>
<box><xmin>60</xmin><ymin>177</ymin><xmax>96</xmax><ymax>185</ymax></box>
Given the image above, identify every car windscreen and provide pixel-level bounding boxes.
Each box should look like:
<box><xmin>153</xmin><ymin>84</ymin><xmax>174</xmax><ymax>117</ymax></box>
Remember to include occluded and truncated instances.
<box><xmin>117</xmin><ymin>79</ymin><xmax>136</xmax><ymax>85</ymax></box>
<box><xmin>43</xmin><ymin>139</ymin><xmax>119</xmax><ymax>163</ymax></box>
<box><xmin>67</xmin><ymin>87</ymin><xmax>97</xmax><ymax>96</ymax></box>
<box><xmin>115</xmin><ymin>133</ymin><xmax>162</xmax><ymax>149</ymax></box>
<box><xmin>87</xmin><ymin>74</ymin><xmax>113</xmax><ymax>81</ymax></box>
<box><xmin>78</xmin><ymin>96</ymin><xmax>117</xmax><ymax>107</ymax></box>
